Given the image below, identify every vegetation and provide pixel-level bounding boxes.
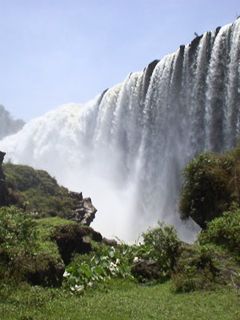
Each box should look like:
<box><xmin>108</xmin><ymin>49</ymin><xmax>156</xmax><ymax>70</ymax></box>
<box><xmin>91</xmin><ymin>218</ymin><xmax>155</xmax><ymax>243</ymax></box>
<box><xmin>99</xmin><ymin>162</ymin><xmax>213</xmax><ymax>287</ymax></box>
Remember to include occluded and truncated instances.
<box><xmin>199</xmin><ymin>209</ymin><xmax>240</xmax><ymax>258</ymax></box>
<box><xmin>0</xmin><ymin>207</ymin><xmax>65</xmax><ymax>286</ymax></box>
<box><xmin>1</xmin><ymin>145</ymin><xmax>240</xmax><ymax>319</ymax></box>
<box><xmin>3</xmin><ymin>163</ymin><xmax>77</xmax><ymax>218</ymax></box>
<box><xmin>1</xmin><ymin>280</ymin><xmax>239</xmax><ymax>320</ymax></box>
<box><xmin>180</xmin><ymin>146</ymin><xmax>240</xmax><ymax>227</ymax></box>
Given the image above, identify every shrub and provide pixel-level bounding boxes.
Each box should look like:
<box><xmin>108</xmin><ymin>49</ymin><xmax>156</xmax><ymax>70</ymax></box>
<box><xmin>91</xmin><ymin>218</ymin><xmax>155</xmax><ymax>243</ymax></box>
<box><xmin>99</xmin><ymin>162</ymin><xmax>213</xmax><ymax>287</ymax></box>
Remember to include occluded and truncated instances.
<box><xmin>0</xmin><ymin>207</ymin><xmax>65</xmax><ymax>287</ymax></box>
<box><xmin>179</xmin><ymin>151</ymin><xmax>240</xmax><ymax>228</ymax></box>
<box><xmin>172</xmin><ymin>245</ymin><xmax>220</xmax><ymax>293</ymax></box>
<box><xmin>131</xmin><ymin>223</ymin><xmax>180</xmax><ymax>282</ymax></box>
<box><xmin>0</xmin><ymin>206</ymin><xmax>37</xmax><ymax>253</ymax></box>
<box><xmin>142</xmin><ymin>223</ymin><xmax>180</xmax><ymax>270</ymax></box>
<box><xmin>199</xmin><ymin>209</ymin><xmax>240</xmax><ymax>257</ymax></box>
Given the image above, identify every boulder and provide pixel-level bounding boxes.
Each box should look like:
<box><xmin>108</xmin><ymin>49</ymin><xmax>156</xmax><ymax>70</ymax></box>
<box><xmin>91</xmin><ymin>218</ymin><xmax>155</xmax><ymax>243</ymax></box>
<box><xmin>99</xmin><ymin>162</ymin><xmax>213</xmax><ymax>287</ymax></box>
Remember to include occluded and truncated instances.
<box><xmin>131</xmin><ymin>259</ymin><xmax>161</xmax><ymax>282</ymax></box>
<box><xmin>52</xmin><ymin>224</ymin><xmax>102</xmax><ymax>264</ymax></box>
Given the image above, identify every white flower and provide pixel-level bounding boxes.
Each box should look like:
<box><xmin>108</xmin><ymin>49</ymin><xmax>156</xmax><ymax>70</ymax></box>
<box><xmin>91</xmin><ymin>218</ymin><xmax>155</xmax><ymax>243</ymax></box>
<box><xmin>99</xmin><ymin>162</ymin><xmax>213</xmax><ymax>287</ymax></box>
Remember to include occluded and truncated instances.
<box><xmin>133</xmin><ymin>257</ymin><xmax>139</xmax><ymax>263</ymax></box>
<box><xmin>109</xmin><ymin>261</ymin><xmax>118</xmax><ymax>273</ymax></box>
<box><xmin>75</xmin><ymin>284</ymin><xmax>84</xmax><ymax>292</ymax></box>
<box><xmin>63</xmin><ymin>271</ymin><xmax>70</xmax><ymax>277</ymax></box>
<box><xmin>116</xmin><ymin>258</ymin><xmax>120</xmax><ymax>265</ymax></box>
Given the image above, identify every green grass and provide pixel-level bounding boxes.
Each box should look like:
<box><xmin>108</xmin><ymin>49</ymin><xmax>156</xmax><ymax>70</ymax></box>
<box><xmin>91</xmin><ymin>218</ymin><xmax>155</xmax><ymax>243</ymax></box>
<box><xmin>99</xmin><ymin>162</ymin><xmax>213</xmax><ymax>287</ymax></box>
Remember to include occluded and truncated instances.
<box><xmin>0</xmin><ymin>280</ymin><xmax>239</xmax><ymax>320</ymax></box>
<box><xmin>35</xmin><ymin>216</ymin><xmax>74</xmax><ymax>258</ymax></box>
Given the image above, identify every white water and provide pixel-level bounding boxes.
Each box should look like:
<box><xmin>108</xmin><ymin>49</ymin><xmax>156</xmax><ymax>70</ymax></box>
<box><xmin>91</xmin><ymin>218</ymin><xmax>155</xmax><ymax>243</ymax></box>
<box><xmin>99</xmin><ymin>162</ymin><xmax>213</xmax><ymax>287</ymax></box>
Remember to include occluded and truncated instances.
<box><xmin>1</xmin><ymin>19</ymin><xmax>240</xmax><ymax>242</ymax></box>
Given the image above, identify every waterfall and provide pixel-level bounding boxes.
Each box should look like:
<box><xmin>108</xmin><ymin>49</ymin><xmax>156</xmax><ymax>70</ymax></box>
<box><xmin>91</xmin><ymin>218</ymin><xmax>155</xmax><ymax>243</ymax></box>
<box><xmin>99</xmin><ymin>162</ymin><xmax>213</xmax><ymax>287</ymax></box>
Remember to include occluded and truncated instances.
<box><xmin>1</xmin><ymin>19</ymin><xmax>240</xmax><ymax>241</ymax></box>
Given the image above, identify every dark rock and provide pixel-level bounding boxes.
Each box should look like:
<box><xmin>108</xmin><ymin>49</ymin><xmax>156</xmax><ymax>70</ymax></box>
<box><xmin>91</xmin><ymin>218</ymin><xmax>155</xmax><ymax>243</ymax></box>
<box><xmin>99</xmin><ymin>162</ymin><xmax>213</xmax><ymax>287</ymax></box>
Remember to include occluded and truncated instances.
<box><xmin>52</xmin><ymin>224</ymin><xmax>102</xmax><ymax>264</ymax></box>
<box><xmin>69</xmin><ymin>191</ymin><xmax>83</xmax><ymax>201</ymax></box>
<box><xmin>179</xmin><ymin>45</ymin><xmax>185</xmax><ymax>53</ymax></box>
<box><xmin>91</xmin><ymin>229</ymin><xmax>103</xmax><ymax>242</ymax></box>
<box><xmin>131</xmin><ymin>259</ymin><xmax>161</xmax><ymax>282</ymax></box>
<box><xmin>189</xmin><ymin>34</ymin><xmax>203</xmax><ymax>50</ymax></box>
<box><xmin>98</xmin><ymin>88</ymin><xmax>109</xmax><ymax>104</ymax></box>
<box><xmin>68</xmin><ymin>192</ymin><xmax>97</xmax><ymax>226</ymax></box>
<box><xmin>215</xmin><ymin>26</ymin><xmax>221</xmax><ymax>36</ymax></box>
<box><xmin>143</xmin><ymin>60</ymin><xmax>159</xmax><ymax>96</ymax></box>
<box><xmin>189</xmin><ymin>34</ymin><xmax>203</xmax><ymax>63</ymax></box>
<box><xmin>102</xmin><ymin>237</ymin><xmax>118</xmax><ymax>247</ymax></box>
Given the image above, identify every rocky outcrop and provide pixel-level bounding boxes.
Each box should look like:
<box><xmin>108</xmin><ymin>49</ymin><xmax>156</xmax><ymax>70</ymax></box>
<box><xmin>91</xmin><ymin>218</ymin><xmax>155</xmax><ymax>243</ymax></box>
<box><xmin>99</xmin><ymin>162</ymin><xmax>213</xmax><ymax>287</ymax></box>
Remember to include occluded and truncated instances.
<box><xmin>68</xmin><ymin>191</ymin><xmax>97</xmax><ymax>225</ymax></box>
<box><xmin>52</xmin><ymin>224</ymin><xmax>102</xmax><ymax>264</ymax></box>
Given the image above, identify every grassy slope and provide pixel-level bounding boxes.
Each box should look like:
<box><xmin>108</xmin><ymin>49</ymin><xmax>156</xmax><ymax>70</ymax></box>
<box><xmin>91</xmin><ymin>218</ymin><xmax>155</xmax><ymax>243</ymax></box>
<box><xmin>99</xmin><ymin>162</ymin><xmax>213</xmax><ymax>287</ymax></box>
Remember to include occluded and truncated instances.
<box><xmin>3</xmin><ymin>163</ymin><xmax>77</xmax><ymax>217</ymax></box>
<box><xmin>35</xmin><ymin>217</ymin><xmax>74</xmax><ymax>258</ymax></box>
<box><xmin>0</xmin><ymin>280</ymin><xmax>239</xmax><ymax>320</ymax></box>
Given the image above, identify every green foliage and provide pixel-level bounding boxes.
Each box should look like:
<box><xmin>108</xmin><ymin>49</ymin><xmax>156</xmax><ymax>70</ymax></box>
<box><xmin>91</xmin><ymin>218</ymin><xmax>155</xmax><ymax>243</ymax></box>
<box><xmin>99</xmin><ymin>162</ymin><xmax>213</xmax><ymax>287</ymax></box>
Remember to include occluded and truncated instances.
<box><xmin>142</xmin><ymin>223</ymin><xmax>180</xmax><ymax>270</ymax></box>
<box><xmin>3</xmin><ymin>163</ymin><xmax>76</xmax><ymax>218</ymax></box>
<box><xmin>0</xmin><ymin>206</ymin><xmax>37</xmax><ymax>283</ymax></box>
<box><xmin>129</xmin><ymin>223</ymin><xmax>180</xmax><ymax>283</ymax></box>
<box><xmin>64</xmin><ymin>244</ymin><xmax>134</xmax><ymax>293</ymax></box>
<box><xmin>35</xmin><ymin>216</ymin><xmax>73</xmax><ymax>259</ymax></box>
<box><xmin>0</xmin><ymin>206</ymin><xmax>37</xmax><ymax>253</ymax></box>
<box><xmin>180</xmin><ymin>147</ymin><xmax>240</xmax><ymax>228</ymax></box>
<box><xmin>199</xmin><ymin>209</ymin><xmax>240</xmax><ymax>257</ymax></box>
<box><xmin>0</xmin><ymin>209</ymin><xmax>68</xmax><ymax>286</ymax></box>
<box><xmin>172</xmin><ymin>244</ymin><xmax>220</xmax><ymax>293</ymax></box>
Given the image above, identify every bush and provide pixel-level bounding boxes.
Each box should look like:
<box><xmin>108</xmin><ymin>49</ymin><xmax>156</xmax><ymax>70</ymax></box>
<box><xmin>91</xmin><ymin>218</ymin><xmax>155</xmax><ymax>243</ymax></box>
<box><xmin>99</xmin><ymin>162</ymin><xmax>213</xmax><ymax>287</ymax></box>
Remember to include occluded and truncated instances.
<box><xmin>131</xmin><ymin>223</ymin><xmax>180</xmax><ymax>282</ymax></box>
<box><xmin>0</xmin><ymin>206</ymin><xmax>37</xmax><ymax>253</ymax></box>
<box><xmin>179</xmin><ymin>150</ymin><xmax>240</xmax><ymax>228</ymax></box>
<box><xmin>0</xmin><ymin>207</ymin><xmax>65</xmax><ymax>287</ymax></box>
<box><xmin>199</xmin><ymin>209</ymin><xmax>240</xmax><ymax>256</ymax></box>
<box><xmin>142</xmin><ymin>223</ymin><xmax>180</xmax><ymax>270</ymax></box>
<box><xmin>172</xmin><ymin>245</ymin><xmax>220</xmax><ymax>293</ymax></box>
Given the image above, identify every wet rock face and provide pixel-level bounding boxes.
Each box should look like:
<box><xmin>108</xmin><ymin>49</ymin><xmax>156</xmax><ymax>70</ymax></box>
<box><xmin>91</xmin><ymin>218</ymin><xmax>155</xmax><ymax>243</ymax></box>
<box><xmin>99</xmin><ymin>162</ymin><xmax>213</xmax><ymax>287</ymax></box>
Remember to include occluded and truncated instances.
<box><xmin>69</xmin><ymin>192</ymin><xmax>97</xmax><ymax>226</ymax></box>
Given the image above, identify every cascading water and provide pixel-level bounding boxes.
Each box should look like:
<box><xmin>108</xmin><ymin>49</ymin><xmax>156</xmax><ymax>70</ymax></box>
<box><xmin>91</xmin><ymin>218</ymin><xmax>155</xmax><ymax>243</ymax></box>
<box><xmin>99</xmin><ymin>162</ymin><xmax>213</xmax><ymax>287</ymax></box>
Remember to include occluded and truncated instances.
<box><xmin>1</xmin><ymin>19</ymin><xmax>240</xmax><ymax>241</ymax></box>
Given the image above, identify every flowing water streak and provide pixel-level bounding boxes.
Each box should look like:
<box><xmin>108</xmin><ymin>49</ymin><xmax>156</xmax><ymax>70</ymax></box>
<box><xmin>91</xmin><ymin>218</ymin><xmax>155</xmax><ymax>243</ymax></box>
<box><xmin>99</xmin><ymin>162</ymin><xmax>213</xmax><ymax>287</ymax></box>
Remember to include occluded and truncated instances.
<box><xmin>1</xmin><ymin>19</ymin><xmax>240</xmax><ymax>241</ymax></box>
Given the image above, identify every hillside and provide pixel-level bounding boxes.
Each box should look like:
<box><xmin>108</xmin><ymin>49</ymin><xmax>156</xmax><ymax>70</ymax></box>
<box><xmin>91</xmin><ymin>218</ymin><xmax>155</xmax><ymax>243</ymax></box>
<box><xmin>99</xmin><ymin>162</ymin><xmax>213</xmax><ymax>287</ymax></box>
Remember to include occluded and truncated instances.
<box><xmin>2</xmin><ymin>162</ymin><xmax>96</xmax><ymax>224</ymax></box>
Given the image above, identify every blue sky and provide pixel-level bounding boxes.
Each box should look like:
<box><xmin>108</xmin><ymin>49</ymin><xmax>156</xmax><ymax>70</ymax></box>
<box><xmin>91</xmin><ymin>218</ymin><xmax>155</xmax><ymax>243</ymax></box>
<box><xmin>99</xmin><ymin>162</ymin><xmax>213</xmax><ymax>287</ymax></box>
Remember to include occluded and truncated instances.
<box><xmin>0</xmin><ymin>0</ymin><xmax>240</xmax><ymax>120</ymax></box>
